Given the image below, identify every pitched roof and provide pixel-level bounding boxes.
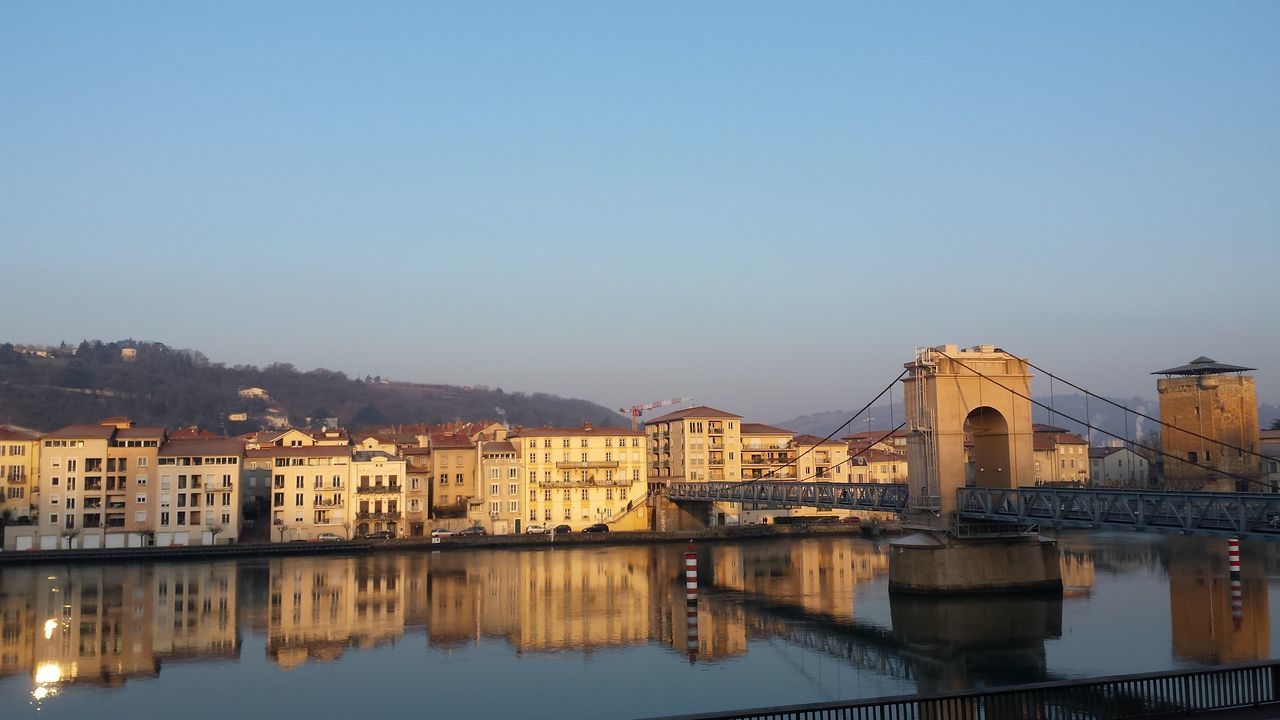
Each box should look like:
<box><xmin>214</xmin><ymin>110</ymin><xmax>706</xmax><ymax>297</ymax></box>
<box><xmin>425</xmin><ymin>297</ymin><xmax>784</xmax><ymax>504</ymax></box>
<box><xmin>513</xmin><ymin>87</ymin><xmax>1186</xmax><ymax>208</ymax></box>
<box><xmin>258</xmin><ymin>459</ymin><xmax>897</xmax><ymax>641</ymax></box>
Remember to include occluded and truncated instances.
<box><xmin>791</xmin><ymin>433</ymin><xmax>844</xmax><ymax>446</ymax></box>
<box><xmin>115</xmin><ymin>426</ymin><xmax>166</xmax><ymax>439</ymax></box>
<box><xmin>0</xmin><ymin>426</ymin><xmax>38</xmax><ymax>441</ymax></box>
<box><xmin>352</xmin><ymin>450</ymin><xmax>401</xmax><ymax>462</ymax></box>
<box><xmin>160</xmin><ymin>439</ymin><xmax>245</xmax><ymax>456</ymax></box>
<box><xmin>168</xmin><ymin>427</ymin><xmax>221</xmax><ymax>440</ymax></box>
<box><xmin>853</xmin><ymin>448</ymin><xmax>902</xmax><ymax>464</ymax></box>
<box><xmin>1033</xmin><ymin>432</ymin><xmax>1088</xmax><ymax>451</ymax></box>
<box><xmin>44</xmin><ymin>424</ymin><xmax>116</xmax><ymax>440</ymax></box>
<box><xmin>1089</xmin><ymin>446</ymin><xmax>1128</xmax><ymax>459</ymax></box>
<box><xmin>243</xmin><ymin>445</ymin><xmax>350</xmax><ymax>459</ymax></box>
<box><xmin>430</xmin><ymin>433</ymin><xmax>475</xmax><ymax>449</ymax></box>
<box><xmin>508</xmin><ymin>426</ymin><xmax>643</xmax><ymax>438</ymax></box>
<box><xmin>1153</xmin><ymin>356</ymin><xmax>1256</xmax><ymax>376</ymax></box>
<box><xmin>644</xmin><ymin>405</ymin><xmax>742</xmax><ymax>424</ymax></box>
<box><xmin>480</xmin><ymin>440</ymin><xmax>516</xmax><ymax>454</ymax></box>
<box><xmin>740</xmin><ymin>423</ymin><xmax>793</xmax><ymax>435</ymax></box>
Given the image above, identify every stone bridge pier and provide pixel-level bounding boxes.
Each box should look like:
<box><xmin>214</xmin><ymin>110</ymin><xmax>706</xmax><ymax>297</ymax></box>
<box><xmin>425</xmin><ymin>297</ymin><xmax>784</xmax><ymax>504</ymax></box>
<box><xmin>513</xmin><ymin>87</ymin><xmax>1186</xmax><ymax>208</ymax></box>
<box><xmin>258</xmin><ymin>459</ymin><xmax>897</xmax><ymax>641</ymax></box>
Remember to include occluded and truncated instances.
<box><xmin>890</xmin><ymin>345</ymin><xmax>1063</xmax><ymax>594</ymax></box>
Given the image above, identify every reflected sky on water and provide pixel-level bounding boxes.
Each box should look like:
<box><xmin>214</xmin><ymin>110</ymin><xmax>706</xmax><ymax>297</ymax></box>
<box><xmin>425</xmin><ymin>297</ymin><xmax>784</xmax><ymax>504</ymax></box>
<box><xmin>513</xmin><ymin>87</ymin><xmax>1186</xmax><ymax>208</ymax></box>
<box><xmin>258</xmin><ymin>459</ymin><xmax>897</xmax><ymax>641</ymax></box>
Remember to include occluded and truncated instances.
<box><xmin>1</xmin><ymin>532</ymin><xmax>1277</xmax><ymax>719</ymax></box>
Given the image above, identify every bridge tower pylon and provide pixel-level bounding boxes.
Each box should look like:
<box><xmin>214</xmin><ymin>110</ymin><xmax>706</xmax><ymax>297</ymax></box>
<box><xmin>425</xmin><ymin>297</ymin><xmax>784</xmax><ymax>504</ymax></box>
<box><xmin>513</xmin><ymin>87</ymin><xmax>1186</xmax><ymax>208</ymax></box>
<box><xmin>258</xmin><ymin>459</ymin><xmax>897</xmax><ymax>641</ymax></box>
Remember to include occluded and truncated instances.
<box><xmin>890</xmin><ymin>344</ymin><xmax>1062</xmax><ymax>594</ymax></box>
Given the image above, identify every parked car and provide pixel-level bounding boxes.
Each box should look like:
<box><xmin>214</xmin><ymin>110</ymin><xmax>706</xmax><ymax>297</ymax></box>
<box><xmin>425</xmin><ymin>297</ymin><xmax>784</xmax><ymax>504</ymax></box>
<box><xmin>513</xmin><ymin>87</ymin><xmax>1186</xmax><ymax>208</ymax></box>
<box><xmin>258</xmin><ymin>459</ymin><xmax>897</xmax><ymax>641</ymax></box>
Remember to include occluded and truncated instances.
<box><xmin>430</xmin><ymin>528</ymin><xmax>454</xmax><ymax>538</ymax></box>
<box><xmin>364</xmin><ymin>530</ymin><xmax>394</xmax><ymax>540</ymax></box>
<box><xmin>316</xmin><ymin>532</ymin><xmax>344</xmax><ymax>542</ymax></box>
<box><xmin>582</xmin><ymin>523</ymin><xmax>610</xmax><ymax>533</ymax></box>
<box><xmin>525</xmin><ymin>524</ymin><xmax>547</xmax><ymax>534</ymax></box>
<box><xmin>457</xmin><ymin>525</ymin><xmax>487</xmax><ymax>537</ymax></box>
<box><xmin>552</xmin><ymin>524</ymin><xmax>572</xmax><ymax>534</ymax></box>
<box><xmin>838</xmin><ymin>516</ymin><xmax>862</xmax><ymax>525</ymax></box>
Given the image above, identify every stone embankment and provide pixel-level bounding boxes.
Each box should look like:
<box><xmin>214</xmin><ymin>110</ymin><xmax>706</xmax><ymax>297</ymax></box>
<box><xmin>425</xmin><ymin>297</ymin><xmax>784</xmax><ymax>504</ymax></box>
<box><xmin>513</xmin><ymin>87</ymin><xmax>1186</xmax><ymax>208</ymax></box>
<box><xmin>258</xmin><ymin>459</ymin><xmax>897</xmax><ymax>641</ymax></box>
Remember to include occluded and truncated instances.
<box><xmin>0</xmin><ymin>524</ymin><xmax>881</xmax><ymax>565</ymax></box>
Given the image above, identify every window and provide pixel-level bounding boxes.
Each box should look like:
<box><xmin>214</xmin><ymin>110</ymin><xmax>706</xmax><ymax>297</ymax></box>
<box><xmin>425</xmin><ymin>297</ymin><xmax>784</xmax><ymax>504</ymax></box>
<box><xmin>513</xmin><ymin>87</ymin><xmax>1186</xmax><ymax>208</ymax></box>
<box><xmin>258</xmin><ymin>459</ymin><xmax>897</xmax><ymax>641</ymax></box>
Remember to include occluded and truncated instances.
<box><xmin>490</xmin><ymin>483</ymin><xmax>500</xmax><ymax>495</ymax></box>
<box><xmin>137</xmin><ymin>457</ymin><xmax>148</xmax><ymax>467</ymax></box>
<box><xmin>543</xmin><ymin>439</ymin><xmax>551</xmax><ymax>448</ymax></box>
<box><xmin>562</xmin><ymin>439</ymin><xmax>570</xmax><ymax>448</ymax></box>
<box><xmin>544</xmin><ymin>489</ymin><xmax>552</xmax><ymax>501</ymax></box>
<box><xmin>135</xmin><ymin>511</ymin><xmax>146</xmax><ymax>523</ymax></box>
<box><xmin>580</xmin><ymin>488</ymin><xmax>589</xmax><ymax>500</ymax></box>
<box><xmin>508</xmin><ymin>501</ymin><xmax>519</xmax><ymax>513</ymax></box>
<box><xmin>1188</xmin><ymin>451</ymin><xmax>1198</xmax><ymax>463</ymax></box>
<box><xmin>440</xmin><ymin>476</ymin><xmax>448</xmax><ymax>485</ymax></box>
<box><xmin>563</xmin><ymin>508</ymin><xmax>571</xmax><ymax>519</ymax></box>
<box><xmin>508</xmin><ymin>483</ymin><xmax>517</xmax><ymax>495</ymax></box>
<box><xmin>454</xmin><ymin>473</ymin><xmax>463</xmax><ymax>485</ymax></box>
<box><xmin>544</xmin><ymin>509</ymin><xmax>551</xmax><ymax>521</ymax></box>
<box><xmin>580</xmin><ymin>439</ymin><xmax>588</xmax><ymax>448</ymax></box>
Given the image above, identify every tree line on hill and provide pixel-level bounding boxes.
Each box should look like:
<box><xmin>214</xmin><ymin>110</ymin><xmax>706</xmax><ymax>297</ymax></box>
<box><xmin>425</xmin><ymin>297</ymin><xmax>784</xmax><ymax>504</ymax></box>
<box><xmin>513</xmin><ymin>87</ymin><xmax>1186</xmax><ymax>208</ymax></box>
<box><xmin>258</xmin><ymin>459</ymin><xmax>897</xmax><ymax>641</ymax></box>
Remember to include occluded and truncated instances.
<box><xmin>0</xmin><ymin>340</ymin><xmax>626</xmax><ymax>433</ymax></box>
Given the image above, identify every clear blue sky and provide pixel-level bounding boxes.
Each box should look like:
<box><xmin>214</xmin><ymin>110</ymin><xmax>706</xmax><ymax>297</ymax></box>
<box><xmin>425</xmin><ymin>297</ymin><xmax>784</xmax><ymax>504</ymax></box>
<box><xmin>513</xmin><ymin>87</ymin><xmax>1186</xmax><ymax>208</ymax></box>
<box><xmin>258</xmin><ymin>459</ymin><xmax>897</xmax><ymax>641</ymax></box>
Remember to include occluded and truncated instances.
<box><xmin>3</xmin><ymin>1</ymin><xmax>1277</xmax><ymax>422</ymax></box>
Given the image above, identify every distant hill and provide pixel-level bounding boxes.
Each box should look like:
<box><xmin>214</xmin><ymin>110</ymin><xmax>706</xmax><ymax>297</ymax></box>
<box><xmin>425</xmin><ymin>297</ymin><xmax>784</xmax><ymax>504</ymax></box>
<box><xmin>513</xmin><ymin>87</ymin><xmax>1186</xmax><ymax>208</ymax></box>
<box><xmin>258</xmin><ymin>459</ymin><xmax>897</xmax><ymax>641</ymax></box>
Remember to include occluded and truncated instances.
<box><xmin>0</xmin><ymin>340</ymin><xmax>628</xmax><ymax>433</ymax></box>
<box><xmin>775</xmin><ymin>395</ymin><xmax>1280</xmax><ymax>444</ymax></box>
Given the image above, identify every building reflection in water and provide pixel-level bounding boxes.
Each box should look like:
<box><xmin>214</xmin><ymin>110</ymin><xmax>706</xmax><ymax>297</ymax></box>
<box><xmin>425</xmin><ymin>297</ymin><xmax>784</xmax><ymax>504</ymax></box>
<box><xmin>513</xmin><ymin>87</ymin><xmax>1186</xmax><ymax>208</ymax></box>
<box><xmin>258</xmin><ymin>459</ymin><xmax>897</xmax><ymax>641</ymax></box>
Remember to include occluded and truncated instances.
<box><xmin>1168</xmin><ymin>542</ymin><xmax>1269</xmax><ymax>664</ymax></box>
<box><xmin>0</xmin><ymin>535</ymin><xmax>1270</xmax><ymax>707</ymax></box>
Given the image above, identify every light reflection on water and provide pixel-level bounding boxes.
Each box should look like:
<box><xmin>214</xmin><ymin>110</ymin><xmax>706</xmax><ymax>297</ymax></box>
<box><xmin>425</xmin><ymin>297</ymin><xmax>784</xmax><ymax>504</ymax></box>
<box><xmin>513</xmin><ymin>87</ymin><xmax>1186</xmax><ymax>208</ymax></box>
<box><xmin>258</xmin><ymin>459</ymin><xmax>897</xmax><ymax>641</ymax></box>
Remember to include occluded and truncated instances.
<box><xmin>0</xmin><ymin>532</ymin><xmax>1274</xmax><ymax>719</ymax></box>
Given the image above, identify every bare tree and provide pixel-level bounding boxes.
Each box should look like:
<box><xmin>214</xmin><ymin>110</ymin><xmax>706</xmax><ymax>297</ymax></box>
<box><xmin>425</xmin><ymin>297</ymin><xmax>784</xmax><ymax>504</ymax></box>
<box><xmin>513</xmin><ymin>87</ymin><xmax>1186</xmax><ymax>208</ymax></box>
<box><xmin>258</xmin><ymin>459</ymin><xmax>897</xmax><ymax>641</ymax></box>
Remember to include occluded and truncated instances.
<box><xmin>207</xmin><ymin>522</ymin><xmax>225</xmax><ymax>545</ymax></box>
<box><xmin>275</xmin><ymin>523</ymin><xmax>288</xmax><ymax>543</ymax></box>
<box><xmin>60</xmin><ymin>528</ymin><xmax>81</xmax><ymax>550</ymax></box>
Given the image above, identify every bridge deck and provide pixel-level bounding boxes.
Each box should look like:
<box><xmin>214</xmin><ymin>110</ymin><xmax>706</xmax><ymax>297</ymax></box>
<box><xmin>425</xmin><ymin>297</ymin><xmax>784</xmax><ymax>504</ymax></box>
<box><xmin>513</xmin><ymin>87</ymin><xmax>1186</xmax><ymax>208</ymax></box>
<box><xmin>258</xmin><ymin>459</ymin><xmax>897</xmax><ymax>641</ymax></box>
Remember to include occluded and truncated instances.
<box><xmin>665</xmin><ymin>480</ymin><xmax>1280</xmax><ymax>541</ymax></box>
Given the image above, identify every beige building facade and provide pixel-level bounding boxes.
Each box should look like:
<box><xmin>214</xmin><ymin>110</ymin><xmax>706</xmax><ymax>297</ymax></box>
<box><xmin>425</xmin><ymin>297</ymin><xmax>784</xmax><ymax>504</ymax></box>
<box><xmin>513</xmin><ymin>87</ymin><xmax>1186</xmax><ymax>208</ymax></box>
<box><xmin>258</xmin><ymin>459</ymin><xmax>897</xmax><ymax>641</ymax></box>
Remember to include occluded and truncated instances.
<box><xmin>0</xmin><ymin>427</ymin><xmax>39</xmax><ymax>519</ymax></box>
<box><xmin>269</xmin><ymin>446</ymin><xmax>351</xmax><ymax>541</ymax></box>
<box><xmin>351</xmin><ymin>450</ymin><xmax>406</xmax><ymax>537</ymax></box>
<box><xmin>429</xmin><ymin>434</ymin><xmax>477</xmax><ymax>516</ymax></box>
<box><xmin>471</xmin><ymin>440</ymin><xmax>522</xmax><ymax>534</ymax></box>
<box><xmin>156</xmin><ymin>438</ymin><xmax>243</xmax><ymax>545</ymax></box>
<box><xmin>509</xmin><ymin>424</ymin><xmax>646</xmax><ymax>530</ymax></box>
<box><xmin>35</xmin><ymin>419</ymin><xmax>164</xmax><ymax>550</ymax></box>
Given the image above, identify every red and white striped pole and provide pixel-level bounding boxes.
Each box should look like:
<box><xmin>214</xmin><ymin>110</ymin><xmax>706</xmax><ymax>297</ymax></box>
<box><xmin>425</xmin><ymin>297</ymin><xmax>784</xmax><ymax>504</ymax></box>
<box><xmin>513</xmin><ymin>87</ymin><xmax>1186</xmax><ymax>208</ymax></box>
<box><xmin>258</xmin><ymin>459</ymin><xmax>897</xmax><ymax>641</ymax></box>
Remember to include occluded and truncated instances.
<box><xmin>685</xmin><ymin>542</ymin><xmax>699</xmax><ymax>663</ymax></box>
<box><xmin>1228</xmin><ymin>537</ymin><xmax>1243</xmax><ymax>630</ymax></box>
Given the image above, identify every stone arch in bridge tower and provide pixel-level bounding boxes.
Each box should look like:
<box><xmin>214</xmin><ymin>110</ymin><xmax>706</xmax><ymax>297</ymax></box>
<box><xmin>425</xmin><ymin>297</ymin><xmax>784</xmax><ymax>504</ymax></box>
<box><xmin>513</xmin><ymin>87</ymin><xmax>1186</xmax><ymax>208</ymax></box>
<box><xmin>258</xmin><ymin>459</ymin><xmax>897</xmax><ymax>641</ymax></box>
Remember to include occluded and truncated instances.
<box><xmin>902</xmin><ymin>344</ymin><xmax>1034</xmax><ymax>516</ymax></box>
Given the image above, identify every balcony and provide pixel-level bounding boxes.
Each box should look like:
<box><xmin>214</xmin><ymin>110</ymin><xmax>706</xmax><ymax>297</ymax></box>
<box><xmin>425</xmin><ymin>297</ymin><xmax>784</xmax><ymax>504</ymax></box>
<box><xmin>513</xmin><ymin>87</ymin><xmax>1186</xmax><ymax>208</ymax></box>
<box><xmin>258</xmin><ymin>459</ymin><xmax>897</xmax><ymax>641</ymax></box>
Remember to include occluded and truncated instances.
<box><xmin>708</xmin><ymin>425</ymin><xmax>724</xmax><ymax>435</ymax></box>
<box><xmin>538</xmin><ymin>476</ymin><xmax>629</xmax><ymax>488</ymax></box>
<box><xmin>356</xmin><ymin>511</ymin><xmax>401</xmax><ymax>521</ymax></box>
<box><xmin>555</xmin><ymin>461</ymin><xmax>619</xmax><ymax>470</ymax></box>
<box><xmin>357</xmin><ymin>484</ymin><xmax>402</xmax><ymax>494</ymax></box>
<box><xmin>314</xmin><ymin>499</ymin><xmax>345</xmax><ymax>508</ymax></box>
<box><xmin>84</xmin><ymin>478</ymin><xmax>103</xmax><ymax>491</ymax></box>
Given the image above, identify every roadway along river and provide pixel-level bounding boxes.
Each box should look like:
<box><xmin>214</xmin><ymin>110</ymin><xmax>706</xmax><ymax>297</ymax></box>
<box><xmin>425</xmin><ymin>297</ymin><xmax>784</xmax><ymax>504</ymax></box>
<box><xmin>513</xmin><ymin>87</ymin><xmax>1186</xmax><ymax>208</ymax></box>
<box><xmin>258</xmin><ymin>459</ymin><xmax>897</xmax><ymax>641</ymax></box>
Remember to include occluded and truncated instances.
<box><xmin>1</xmin><ymin>532</ymin><xmax>1276</xmax><ymax>719</ymax></box>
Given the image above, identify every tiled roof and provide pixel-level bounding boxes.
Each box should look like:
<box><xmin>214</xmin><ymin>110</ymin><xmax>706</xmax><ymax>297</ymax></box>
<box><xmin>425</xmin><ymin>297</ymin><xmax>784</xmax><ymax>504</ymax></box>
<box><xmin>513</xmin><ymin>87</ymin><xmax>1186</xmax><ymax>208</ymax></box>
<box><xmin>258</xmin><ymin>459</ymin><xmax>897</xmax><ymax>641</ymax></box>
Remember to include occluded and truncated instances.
<box><xmin>643</xmin><ymin>406</ymin><xmax>742</xmax><ymax>424</ymax></box>
<box><xmin>168</xmin><ymin>427</ymin><xmax>221</xmax><ymax>440</ymax></box>
<box><xmin>791</xmin><ymin>434</ymin><xmax>843</xmax><ymax>446</ymax></box>
<box><xmin>243</xmin><ymin>445</ymin><xmax>350</xmax><ymax>458</ymax></box>
<box><xmin>43</xmin><ymin>424</ymin><xmax>116</xmax><ymax>440</ymax></box>
<box><xmin>160</xmin><ymin>439</ymin><xmax>245</xmax><ymax>456</ymax></box>
<box><xmin>508</xmin><ymin>426</ymin><xmax>642</xmax><ymax>437</ymax></box>
<box><xmin>1089</xmin><ymin>446</ymin><xmax>1127</xmax><ymax>459</ymax></box>
<box><xmin>0</xmin><ymin>426</ymin><xmax>38</xmax><ymax>441</ymax></box>
<box><xmin>480</xmin><ymin>441</ymin><xmax>516</xmax><ymax>454</ymax></box>
<box><xmin>430</xmin><ymin>433</ymin><xmax>476</xmax><ymax>449</ymax></box>
<box><xmin>116</xmin><ymin>426</ymin><xmax>166</xmax><ymax>439</ymax></box>
<box><xmin>740</xmin><ymin>423</ymin><xmax>793</xmax><ymax>435</ymax></box>
<box><xmin>352</xmin><ymin>450</ymin><xmax>401</xmax><ymax>462</ymax></box>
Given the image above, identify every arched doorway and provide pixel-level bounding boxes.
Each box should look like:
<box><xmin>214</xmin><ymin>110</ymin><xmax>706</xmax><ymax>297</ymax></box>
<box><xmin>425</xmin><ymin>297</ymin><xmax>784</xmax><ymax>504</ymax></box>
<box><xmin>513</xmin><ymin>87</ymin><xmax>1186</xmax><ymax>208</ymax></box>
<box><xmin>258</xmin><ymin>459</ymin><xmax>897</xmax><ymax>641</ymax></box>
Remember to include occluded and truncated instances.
<box><xmin>965</xmin><ymin>406</ymin><xmax>1012</xmax><ymax>489</ymax></box>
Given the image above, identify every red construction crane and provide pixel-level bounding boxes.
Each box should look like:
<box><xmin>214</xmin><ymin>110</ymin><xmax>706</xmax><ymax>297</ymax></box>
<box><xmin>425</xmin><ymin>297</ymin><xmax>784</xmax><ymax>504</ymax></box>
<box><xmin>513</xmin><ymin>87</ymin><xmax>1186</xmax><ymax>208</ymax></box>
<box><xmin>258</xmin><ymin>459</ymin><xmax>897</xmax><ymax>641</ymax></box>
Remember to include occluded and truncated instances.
<box><xmin>620</xmin><ymin>397</ymin><xmax>693</xmax><ymax>431</ymax></box>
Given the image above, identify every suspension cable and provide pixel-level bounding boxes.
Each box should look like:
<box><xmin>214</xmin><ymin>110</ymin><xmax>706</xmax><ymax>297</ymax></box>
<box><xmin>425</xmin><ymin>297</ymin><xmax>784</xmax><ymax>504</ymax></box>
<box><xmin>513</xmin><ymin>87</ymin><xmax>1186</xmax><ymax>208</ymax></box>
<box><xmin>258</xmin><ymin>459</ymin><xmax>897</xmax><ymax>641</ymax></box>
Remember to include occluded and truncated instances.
<box><xmin>936</xmin><ymin>349</ymin><xmax>1272</xmax><ymax>491</ymax></box>
<box><xmin>1021</xmin><ymin>356</ymin><xmax>1275</xmax><ymax>466</ymax></box>
<box><xmin>720</xmin><ymin>369</ymin><xmax>908</xmax><ymax>490</ymax></box>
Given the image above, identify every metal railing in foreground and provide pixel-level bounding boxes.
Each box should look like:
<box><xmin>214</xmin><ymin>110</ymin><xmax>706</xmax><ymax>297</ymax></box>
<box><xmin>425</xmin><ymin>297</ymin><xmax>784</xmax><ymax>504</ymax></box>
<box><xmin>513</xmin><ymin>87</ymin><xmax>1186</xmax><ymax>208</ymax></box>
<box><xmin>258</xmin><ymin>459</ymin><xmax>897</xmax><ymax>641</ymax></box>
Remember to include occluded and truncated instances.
<box><xmin>641</xmin><ymin>660</ymin><xmax>1280</xmax><ymax>720</ymax></box>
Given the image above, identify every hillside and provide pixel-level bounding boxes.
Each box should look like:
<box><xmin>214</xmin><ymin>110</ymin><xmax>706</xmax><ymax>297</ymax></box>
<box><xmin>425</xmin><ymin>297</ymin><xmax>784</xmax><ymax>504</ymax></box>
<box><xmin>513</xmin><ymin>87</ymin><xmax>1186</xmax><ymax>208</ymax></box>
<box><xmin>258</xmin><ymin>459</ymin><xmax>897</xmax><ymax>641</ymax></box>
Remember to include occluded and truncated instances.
<box><xmin>0</xmin><ymin>341</ymin><xmax>627</xmax><ymax>433</ymax></box>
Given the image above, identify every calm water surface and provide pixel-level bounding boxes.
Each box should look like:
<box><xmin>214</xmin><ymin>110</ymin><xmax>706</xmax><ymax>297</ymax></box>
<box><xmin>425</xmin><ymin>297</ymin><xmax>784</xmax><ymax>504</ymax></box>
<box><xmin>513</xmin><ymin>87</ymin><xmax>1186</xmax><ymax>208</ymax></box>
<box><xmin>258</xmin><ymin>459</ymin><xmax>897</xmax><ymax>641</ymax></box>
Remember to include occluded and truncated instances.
<box><xmin>1</xmin><ymin>532</ymin><xmax>1277</xmax><ymax>719</ymax></box>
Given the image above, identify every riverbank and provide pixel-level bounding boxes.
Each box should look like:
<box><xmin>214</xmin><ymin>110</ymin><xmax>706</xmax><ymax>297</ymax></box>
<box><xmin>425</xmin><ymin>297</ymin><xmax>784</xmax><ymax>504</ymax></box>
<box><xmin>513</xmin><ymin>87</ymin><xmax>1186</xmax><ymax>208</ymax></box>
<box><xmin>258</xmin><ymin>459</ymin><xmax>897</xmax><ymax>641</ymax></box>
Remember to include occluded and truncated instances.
<box><xmin>0</xmin><ymin>523</ymin><xmax>879</xmax><ymax>565</ymax></box>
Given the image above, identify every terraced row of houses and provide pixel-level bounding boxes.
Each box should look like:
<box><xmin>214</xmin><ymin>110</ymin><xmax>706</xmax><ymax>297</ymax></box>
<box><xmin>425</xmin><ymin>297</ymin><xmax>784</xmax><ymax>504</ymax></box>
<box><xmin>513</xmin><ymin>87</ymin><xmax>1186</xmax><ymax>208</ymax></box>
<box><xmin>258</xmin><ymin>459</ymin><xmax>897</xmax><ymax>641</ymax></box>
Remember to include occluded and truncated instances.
<box><xmin>2</xmin><ymin>402</ymin><xmax>1192</xmax><ymax>550</ymax></box>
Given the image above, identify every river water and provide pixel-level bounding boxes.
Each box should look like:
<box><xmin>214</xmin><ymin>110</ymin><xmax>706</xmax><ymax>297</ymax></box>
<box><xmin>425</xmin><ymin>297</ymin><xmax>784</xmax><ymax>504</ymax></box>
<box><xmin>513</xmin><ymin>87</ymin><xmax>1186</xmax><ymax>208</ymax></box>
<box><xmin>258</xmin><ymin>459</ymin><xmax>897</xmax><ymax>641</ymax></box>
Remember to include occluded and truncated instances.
<box><xmin>0</xmin><ymin>532</ymin><xmax>1276</xmax><ymax>719</ymax></box>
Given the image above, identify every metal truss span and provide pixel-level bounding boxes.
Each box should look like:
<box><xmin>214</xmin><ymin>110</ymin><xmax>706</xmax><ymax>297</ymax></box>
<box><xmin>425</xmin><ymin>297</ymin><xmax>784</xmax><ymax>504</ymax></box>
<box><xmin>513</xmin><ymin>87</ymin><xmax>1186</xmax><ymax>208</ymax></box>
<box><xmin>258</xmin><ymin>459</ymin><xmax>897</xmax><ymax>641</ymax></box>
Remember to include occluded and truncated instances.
<box><xmin>665</xmin><ymin>481</ymin><xmax>909</xmax><ymax>513</ymax></box>
<box><xmin>959</xmin><ymin>487</ymin><xmax>1280</xmax><ymax>540</ymax></box>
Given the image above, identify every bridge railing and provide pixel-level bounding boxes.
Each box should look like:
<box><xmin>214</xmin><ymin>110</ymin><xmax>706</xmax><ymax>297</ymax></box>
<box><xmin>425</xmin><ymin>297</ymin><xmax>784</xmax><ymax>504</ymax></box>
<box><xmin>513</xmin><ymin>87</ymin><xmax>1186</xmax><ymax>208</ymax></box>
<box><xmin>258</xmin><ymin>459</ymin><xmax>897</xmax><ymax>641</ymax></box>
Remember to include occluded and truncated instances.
<box><xmin>642</xmin><ymin>660</ymin><xmax>1280</xmax><ymax>720</ymax></box>
<box><xmin>958</xmin><ymin>486</ymin><xmax>1280</xmax><ymax>538</ymax></box>
<box><xmin>665</xmin><ymin>481</ymin><xmax>909</xmax><ymax>513</ymax></box>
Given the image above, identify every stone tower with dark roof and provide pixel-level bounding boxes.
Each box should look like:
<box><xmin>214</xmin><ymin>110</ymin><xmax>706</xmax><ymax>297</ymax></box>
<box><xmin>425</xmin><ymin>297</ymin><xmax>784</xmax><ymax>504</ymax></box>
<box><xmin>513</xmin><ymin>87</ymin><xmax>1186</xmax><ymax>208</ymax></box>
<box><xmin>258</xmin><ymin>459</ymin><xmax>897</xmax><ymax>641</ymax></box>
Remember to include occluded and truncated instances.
<box><xmin>1155</xmin><ymin>356</ymin><xmax>1262</xmax><ymax>490</ymax></box>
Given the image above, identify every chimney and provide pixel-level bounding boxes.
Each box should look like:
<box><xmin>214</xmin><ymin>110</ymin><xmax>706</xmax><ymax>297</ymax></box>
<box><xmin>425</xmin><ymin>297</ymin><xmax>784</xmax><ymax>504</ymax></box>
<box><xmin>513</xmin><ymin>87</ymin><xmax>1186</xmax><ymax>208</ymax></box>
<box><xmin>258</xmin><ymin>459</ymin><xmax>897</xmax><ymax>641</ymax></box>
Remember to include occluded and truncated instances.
<box><xmin>583</xmin><ymin>422</ymin><xmax>593</xmax><ymax>431</ymax></box>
